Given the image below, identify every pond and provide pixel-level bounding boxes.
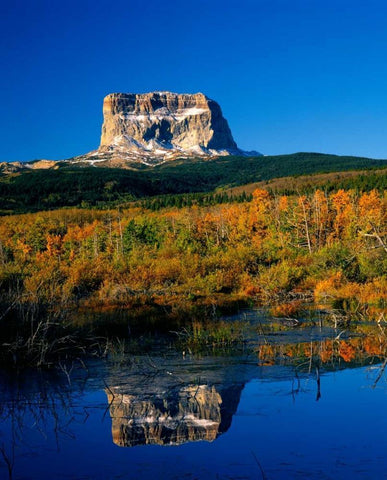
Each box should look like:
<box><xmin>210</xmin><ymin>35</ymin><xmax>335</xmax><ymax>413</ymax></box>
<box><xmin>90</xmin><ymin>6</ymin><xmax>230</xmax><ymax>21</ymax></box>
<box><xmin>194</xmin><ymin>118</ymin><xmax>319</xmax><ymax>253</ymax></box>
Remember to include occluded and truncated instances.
<box><xmin>0</xmin><ymin>314</ymin><xmax>386</xmax><ymax>479</ymax></box>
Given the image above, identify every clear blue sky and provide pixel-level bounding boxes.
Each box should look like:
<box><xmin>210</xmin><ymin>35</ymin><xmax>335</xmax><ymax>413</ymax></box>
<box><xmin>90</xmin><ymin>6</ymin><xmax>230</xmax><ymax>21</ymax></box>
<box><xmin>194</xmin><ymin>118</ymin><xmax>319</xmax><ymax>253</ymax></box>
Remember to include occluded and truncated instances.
<box><xmin>2</xmin><ymin>0</ymin><xmax>387</xmax><ymax>161</ymax></box>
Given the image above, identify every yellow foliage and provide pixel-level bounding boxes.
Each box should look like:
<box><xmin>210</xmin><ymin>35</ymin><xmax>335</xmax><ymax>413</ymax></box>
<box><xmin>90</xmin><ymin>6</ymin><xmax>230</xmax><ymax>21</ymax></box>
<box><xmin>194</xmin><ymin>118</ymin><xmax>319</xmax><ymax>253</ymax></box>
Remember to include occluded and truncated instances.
<box><xmin>278</xmin><ymin>195</ymin><xmax>288</xmax><ymax>212</ymax></box>
<box><xmin>0</xmin><ymin>188</ymin><xmax>385</xmax><ymax>320</ymax></box>
<box><xmin>314</xmin><ymin>272</ymin><xmax>343</xmax><ymax>300</ymax></box>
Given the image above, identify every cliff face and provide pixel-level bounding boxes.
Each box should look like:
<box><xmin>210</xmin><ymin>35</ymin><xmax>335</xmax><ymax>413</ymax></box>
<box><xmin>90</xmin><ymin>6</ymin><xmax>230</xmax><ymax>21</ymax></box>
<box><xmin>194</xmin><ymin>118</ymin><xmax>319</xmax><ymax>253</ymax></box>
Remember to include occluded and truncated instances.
<box><xmin>98</xmin><ymin>92</ymin><xmax>239</xmax><ymax>160</ymax></box>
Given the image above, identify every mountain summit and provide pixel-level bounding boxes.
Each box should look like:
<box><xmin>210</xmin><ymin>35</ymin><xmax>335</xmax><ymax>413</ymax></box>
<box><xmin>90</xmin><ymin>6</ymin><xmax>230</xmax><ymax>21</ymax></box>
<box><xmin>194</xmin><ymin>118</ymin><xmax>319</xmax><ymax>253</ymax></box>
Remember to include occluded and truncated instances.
<box><xmin>74</xmin><ymin>91</ymin><xmax>259</xmax><ymax>166</ymax></box>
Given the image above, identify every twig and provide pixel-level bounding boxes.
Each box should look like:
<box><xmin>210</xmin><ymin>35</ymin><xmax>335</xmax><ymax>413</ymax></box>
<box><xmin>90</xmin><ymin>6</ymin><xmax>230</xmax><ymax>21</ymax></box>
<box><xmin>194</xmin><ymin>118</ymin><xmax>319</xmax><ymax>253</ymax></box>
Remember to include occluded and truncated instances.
<box><xmin>251</xmin><ymin>450</ymin><xmax>267</xmax><ymax>480</ymax></box>
<box><xmin>316</xmin><ymin>366</ymin><xmax>321</xmax><ymax>401</ymax></box>
<box><xmin>372</xmin><ymin>358</ymin><xmax>387</xmax><ymax>389</ymax></box>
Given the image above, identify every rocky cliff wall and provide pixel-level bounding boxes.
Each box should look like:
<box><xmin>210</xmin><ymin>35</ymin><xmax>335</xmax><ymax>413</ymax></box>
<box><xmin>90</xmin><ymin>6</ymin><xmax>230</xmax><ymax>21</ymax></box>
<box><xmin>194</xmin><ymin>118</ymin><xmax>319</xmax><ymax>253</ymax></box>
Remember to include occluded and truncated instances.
<box><xmin>98</xmin><ymin>91</ymin><xmax>239</xmax><ymax>159</ymax></box>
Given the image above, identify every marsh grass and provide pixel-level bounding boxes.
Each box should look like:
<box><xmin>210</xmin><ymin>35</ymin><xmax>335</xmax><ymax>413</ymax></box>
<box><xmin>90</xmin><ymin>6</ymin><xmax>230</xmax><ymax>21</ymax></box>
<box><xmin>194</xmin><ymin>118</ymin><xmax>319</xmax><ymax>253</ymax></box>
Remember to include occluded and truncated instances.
<box><xmin>172</xmin><ymin>319</ymin><xmax>249</xmax><ymax>352</ymax></box>
<box><xmin>1</xmin><ymin>295</ymin><xmax>385</xmax><ymax>368</ymax></box>
<box><xmin>0</xmin><ymin>300</ymin><xmax>107</xmax><ymax>367</ymax></box>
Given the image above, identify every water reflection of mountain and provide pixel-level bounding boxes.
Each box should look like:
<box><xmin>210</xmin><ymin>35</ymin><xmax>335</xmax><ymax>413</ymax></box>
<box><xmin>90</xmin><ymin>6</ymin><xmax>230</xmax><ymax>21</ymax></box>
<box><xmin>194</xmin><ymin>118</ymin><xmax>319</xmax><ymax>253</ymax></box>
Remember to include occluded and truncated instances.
<box><xmin>1</xmin><ymin>329</ymin><xmax>384</xmax><ymax>454</ymax></box>
<box><xmin>104</xmin><ymin>329</ymin><xmax>386</xmax><ymax>447</ymax></box>
<box><xmin>105</xmin><ymin>359</ymin><xmax>257</xmax><ymax>447</ymax></box>
<box><xmin>107</xmin><ymin>383</ymin><xmax>243</xmax><ymax>446</ymax></box>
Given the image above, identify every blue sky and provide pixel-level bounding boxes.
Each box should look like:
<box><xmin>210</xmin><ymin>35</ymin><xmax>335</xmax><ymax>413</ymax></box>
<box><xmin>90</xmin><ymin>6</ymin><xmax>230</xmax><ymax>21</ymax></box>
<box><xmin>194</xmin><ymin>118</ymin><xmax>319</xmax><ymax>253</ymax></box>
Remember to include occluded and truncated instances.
<box><xmin>2</xmin><ymin>0</ymin><xmax>387</xmax><ymax>161</ymax></box>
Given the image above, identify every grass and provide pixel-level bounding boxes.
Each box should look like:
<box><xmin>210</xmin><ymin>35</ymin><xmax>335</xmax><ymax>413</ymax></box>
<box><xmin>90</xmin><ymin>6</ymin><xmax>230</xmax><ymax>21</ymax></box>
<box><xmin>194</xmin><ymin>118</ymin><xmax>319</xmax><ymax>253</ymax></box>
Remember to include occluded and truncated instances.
<box><xmin>171</xmin><ymin>319</ymin><xmax>249</xmax><ymax>350</ymax></box>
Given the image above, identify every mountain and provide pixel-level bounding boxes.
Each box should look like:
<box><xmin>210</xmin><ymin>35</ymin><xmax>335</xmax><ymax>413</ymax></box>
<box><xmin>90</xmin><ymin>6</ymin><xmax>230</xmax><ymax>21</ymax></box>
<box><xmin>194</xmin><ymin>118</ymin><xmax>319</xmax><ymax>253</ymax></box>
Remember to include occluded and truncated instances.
<box><xmin>2</xmin><ymin>92</ymin><xmax>259</xmax><ymax>171</ymax></box>
<box><xmin>71</xmin><ymin>91</ymin><xmax>258</xmax><ymax>167</ymax></box>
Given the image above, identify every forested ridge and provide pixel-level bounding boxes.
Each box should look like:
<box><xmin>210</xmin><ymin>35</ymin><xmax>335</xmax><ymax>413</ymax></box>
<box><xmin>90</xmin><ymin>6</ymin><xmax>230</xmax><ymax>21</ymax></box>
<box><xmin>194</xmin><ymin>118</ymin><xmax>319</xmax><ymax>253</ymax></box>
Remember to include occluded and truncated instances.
<box><xmin>1</xmin><ymin>152</ymin><xmax>386</xmax><ymax>213</ymax></box>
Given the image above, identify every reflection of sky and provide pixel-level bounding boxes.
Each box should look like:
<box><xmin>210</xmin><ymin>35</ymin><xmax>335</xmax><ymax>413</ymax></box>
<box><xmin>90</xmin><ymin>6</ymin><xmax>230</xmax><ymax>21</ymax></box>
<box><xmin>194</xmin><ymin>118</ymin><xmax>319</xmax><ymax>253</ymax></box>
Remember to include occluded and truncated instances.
<box><xmin>0</xmin><ymin>366</ymin><xmax>386</xmax><ymax>479</ymax></box>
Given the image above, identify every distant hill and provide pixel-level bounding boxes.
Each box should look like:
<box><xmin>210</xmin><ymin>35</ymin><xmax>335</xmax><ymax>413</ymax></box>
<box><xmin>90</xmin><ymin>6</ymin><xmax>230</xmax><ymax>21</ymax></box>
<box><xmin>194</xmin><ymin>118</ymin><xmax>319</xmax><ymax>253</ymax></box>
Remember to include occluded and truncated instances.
<box><xmin>222</xmin><ymin>167</ymin><xmax>387</xmax><ymax>196</ymax></box>
<box><xmin>0</xmin><ymin>152</ymin><xmax>385</xmax><ymax>214</ymax></box>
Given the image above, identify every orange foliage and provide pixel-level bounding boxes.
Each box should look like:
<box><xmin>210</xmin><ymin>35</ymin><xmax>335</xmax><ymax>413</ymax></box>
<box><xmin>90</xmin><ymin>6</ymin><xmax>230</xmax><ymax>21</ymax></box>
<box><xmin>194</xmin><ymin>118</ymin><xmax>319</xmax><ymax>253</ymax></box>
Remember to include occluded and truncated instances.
<box><xmin>257</xmin><ymin>334</ymin><xmax>385</xmax><ymax>365</ymax></box>
<box><xmin>314</xmin><ymin>272</ymin><xmax>343</xmax><ymax>300</ymax></box>
<box><xmin>358</xmin><ymin>189</ymin><xmax>384</xmax><ymax>228</ymax></box>
<box><xmin>0</xmin><ymin>189</ymin><xmax>385</xmax><ymax>319</ymax></box>
<box><xmin>278</xmin><ymin>195</ymin><xmax>288</xmax><ymax>212</ymax></box>
<box><xmin>338</xmin><ymin>341</ymin><xmax>357</xmax><ymax>362</ymax></box>
<box><xmin>16</xmin><ymin>239</ymin><xmax>32</xmax><ymax>256</ymax></box>
<box><xmin>329</xmin><ymin>189</ymin><xmax>355</xmax><ymax>240</ymax></box>
<box><xmin>46</xmin><ymin>234</ymin><xmax>63</xmax><ymax>257</ymax></box>
<box><xmin>271</xmin><ymin>301</ymin><xmax>302</xmax><ymax>317</ymax></box>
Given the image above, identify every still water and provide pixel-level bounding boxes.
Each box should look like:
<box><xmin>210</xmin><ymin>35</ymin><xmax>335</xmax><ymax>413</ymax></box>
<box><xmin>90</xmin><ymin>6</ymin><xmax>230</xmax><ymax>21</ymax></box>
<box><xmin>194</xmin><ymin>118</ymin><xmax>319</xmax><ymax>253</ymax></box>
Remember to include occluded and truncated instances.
<box><xmin>0</xmin><ymin>324</ymin><xmax>386</xmax><ymax>479</ymax></box>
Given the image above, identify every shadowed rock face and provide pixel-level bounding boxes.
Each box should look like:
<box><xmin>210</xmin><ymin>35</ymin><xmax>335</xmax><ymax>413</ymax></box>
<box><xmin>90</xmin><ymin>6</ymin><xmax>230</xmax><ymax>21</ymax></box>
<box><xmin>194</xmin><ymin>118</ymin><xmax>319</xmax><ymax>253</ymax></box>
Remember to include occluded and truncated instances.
<box><xmin>106</xmin><ymin>382</ymin><xmax>243</xmax><ymax>447</ymax></box>
<box><xmin>97</xmin><ymin>91</ymin><xmax>241</xmax><ymax>161</ymax></box>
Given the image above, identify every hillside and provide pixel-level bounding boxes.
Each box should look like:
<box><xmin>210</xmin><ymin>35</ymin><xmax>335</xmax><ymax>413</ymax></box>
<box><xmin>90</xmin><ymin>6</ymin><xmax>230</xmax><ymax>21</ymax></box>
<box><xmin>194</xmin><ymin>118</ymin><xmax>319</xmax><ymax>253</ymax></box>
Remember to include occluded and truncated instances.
<box><xmin>222</xmin><ymin>168</ymin><xmax>387</xmax><ymax>197</ymax></box>
<box><xmin>0</xmin><ymin>152</ymin><xmax>386</xmax><ymax>214</ymax></box>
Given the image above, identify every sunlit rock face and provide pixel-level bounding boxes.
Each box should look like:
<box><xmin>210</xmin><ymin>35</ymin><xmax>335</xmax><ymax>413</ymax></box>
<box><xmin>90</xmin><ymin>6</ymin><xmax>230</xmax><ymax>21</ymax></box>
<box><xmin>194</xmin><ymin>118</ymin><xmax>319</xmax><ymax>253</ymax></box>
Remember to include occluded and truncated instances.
<box><xmin>98</xmin><ymin>91</ymin><xmax>240</xmax><ymax>161</ymax></box>
<box><xmin>106</xmin><ymin>383</ymin><xmax>243</xmax><ymax>447</ymax></box>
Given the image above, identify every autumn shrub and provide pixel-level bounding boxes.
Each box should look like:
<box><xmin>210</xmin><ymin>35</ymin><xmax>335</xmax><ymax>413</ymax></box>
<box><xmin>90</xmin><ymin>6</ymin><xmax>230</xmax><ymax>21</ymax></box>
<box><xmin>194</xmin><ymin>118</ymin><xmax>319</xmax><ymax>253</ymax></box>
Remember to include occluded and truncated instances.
<box><xmin>0</xmin><ymin>187</ymin><xmax>385</xmax><ymax>338</ymax></box>
<box><xmin>22</xmin><ymin>255</ymin><xmax>67</xmax><ymax>305</ymax></box>
<box><xmin>95</xmin><ymin>280</ymin><xmax>133</xmax><ymax>306</ymax></box>
<box><xmin>258</xmin><ymin>260</ymin><xmax>306</xmax><ymax>295</ymax></box>
<box><xmin>358</xmin><ymin>277</ymin><xmax>387</xmax><ymax>307</ymax></box>
<box><xmin>314</xmin><ymin>273</ymin><xmax>386</xmax><ymax>316</ymax></box>
<box><xmin>239</xmin><ymin>272</ymin><xmax>261</xmax><ymax>297</ymax></box>
<box><xmin>314</xmin><ymin>271</ymin><xmax>344</xmax><ymax>301</ymax></box>
<box><xmin>150</xmin><ymin>256</ymin><xmax>184</xmax><ymax>287</ymax></box>
<box><xmin>271</xmin><ymin>300</ymin><xmax>303</xmax><ymax>317</ymax></box>
<box><xmin>314</xmin><ymin>243</ymin><xmax>352</xmax><ymax>270</ymax></box>
<box><xmin>63</xmin><ymin>258</ymin><xmax>105</xmax><ymax>300</ymax></box>
<box><xmin>357</xmin><ymin>250</ymin><xmax>387</xmax><ymax>280</ymax></box>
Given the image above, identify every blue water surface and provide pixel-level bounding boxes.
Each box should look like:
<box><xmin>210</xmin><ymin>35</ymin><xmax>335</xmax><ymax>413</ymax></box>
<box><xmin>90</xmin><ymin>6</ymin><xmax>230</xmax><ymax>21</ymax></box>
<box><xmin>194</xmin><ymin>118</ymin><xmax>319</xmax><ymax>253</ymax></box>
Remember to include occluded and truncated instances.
<box><xmin>0</xmin><ymin>361</ymin><xmax>386</xmax><ymax>480</ymax></box>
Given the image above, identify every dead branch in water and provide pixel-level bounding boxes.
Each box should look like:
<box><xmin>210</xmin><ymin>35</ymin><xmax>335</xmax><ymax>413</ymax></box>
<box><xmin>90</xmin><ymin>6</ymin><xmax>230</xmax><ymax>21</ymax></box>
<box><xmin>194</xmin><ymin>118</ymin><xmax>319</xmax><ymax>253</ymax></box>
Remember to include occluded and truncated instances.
<box><xmin>372</xmin><ymin>358</ymin><xmax>387</xmax><ymax>389</ymax></box>
<box><xmin>251</xmin><ymin>450</ymin><xmax>267</xmax><ymax>480</ymax></box>
<box><xmin>316</xmin><ymin>366</ymin><xmax>321</xmax><ymax>401</ymax></box>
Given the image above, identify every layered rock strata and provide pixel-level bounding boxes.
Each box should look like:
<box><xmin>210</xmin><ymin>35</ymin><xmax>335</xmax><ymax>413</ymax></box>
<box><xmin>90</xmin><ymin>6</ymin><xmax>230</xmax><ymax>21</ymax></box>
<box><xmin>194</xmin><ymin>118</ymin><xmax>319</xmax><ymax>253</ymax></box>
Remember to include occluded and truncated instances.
<box><xmin>97</xmin><ymin>91</ymin><xmax>239</xmax><ymax>160</ymax></box>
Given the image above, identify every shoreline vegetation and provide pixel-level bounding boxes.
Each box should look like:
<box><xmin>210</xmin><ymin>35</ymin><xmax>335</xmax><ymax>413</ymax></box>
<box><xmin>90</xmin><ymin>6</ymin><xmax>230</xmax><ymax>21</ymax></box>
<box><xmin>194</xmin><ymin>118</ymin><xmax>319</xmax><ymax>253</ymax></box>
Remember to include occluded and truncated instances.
<box><xmin>0</xmin><ymin>187</ymin><xmax>385</xmax><ymax>366</ymax></box>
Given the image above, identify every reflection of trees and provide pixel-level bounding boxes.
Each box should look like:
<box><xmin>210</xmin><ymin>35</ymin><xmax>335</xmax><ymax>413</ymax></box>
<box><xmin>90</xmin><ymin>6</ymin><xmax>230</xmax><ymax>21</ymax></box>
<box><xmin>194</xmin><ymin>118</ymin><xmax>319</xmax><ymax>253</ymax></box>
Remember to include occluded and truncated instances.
<box><xmin>257</xmin><ymin>326</ymin><xmax>386</xmax><ymax>402</ymax></box>
<box><xmin>372</xmin><ymin>358</ymin><xmax>387</xmax><ymax>388</ymax></box>
<box><xmin>104</xmin><ymin>329</ymin><xmax>387</xmax><ymax>448</ymax></box>
<box><xmin>256</xmin><ymin>327</ymin><xmax>386</xmax><ymax>367</ymax></box>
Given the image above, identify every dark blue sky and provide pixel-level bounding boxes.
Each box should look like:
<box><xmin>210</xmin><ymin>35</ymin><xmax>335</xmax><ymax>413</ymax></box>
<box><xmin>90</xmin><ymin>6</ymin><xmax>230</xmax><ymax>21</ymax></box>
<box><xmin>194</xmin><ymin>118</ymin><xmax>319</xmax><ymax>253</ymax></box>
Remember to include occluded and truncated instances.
<box><xmin>2</xmin><ymin>0</ymin><xmax>387</xmax><ymax>161</ymax></box>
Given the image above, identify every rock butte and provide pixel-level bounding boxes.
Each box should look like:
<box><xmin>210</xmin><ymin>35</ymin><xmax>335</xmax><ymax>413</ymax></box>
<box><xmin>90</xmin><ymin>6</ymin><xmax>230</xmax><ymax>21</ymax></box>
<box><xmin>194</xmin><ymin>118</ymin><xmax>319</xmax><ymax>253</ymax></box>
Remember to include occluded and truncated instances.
<box><xmin>102</xmin><ymin>92</ymin><xmax>237</xmax><ymax>152</ymax></box>
<box><xmin>75</xmin><ymin>91</ymin><xmax>259</xmax><ymax>167</ymax></box>
<box><xmin>2</xmin><ymin>91</ymin><xmax>260</xmax><ymax>171</ymax></box>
